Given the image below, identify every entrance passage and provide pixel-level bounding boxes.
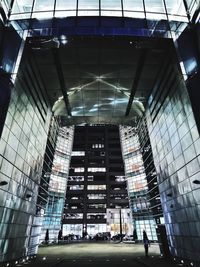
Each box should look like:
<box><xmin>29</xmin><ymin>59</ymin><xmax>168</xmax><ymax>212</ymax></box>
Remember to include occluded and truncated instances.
<box><xmin>25</xmin><ymin>242</ymin><xmax>177</xmax><ymax>267</ymax></box>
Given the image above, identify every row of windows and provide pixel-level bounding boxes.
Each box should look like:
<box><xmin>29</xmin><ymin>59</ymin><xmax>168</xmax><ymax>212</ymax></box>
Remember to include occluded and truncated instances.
<box><xmin>73</xmin><ymin>167</ymin><xmax>106</xmax><ymax>172</ymax></box>
<box><xmin>68</xmin><ymin>185</ymin><xmax>107</xmax><ymax>190</ymax></box>
<box><xmin>10</xmin><ymin>0</ymin><xmax>194</xmax><ymax>23</ymax></box>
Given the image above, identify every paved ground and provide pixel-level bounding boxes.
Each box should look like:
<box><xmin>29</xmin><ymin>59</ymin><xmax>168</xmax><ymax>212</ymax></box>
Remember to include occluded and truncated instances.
<box><xmin>17</xmin><ymin>242</ymin><xmax>182</xmax><ymax>267</ymax></box>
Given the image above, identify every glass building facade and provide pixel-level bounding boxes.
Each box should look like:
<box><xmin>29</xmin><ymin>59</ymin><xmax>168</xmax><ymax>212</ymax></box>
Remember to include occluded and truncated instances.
<box><xmin>0</xmin><ymin>46</ymin><xmax>52</xmax><ymax>262</ymax></box>
<box><xmin>146</xmin><ymin>57</ymin><xmax>200</xmax><ymax>261</ymax></box>
<box><xmin>40</xmin><ymin>126</ymin><xmax>74</xmax><ymax>243</ymax></box>
<box><xmin>0</xmin><ymin>0</ymin><xmax>199</xmax><ymax>266</ymax></box>
<box><xmin>63</xmin><ymin>125</ymin><xmax>132</xmax><ymax>238</ymax></box>
<box><xmin>9</xmin><ymin>0</ymin><xmax>195</xmax><ymax>23</ymax></box>
<box><xmin>120</xmin><ymin>126</ymin><xmax>157</xmax><ymax>241</ymax></box>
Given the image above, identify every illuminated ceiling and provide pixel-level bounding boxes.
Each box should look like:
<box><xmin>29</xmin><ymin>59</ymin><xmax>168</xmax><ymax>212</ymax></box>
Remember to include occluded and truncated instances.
<box><xmin>26</xmin><ymin>36</ymin><xmax>174</xmax><ymax>125</ymax></box>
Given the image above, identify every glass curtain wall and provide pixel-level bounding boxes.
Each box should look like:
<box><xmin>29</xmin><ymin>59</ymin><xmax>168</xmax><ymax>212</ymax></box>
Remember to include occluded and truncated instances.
<box><xmin>10</xmin><ymin>0</ymin><xmax>198</xmax><ymax>22</ymax></box>
<box><xmin>119</xmin><ymin>125</ymin><xmax>157</xmax><ymax>241</ymax></box>
<box><xmin>0</xmin><ymin>50</ymin><xmax>52</xmax><ymax>262</ymax></box>
<box><xmin>40</xmin><ymin>126</ymin><xmax>74</xmax><ymax>243</ymax></box>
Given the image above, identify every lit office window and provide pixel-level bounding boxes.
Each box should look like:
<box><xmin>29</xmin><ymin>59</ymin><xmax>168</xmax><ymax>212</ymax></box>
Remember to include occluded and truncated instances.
<box><xmin>69</xmin><ymin>185</ymin><xmax>84</xmax><ymax>190</ymax></box>
<box><xmin>87</xmin><ymin>185</ymin><xmax>106</xmax><ymax>190</ymax></box>
<box><xmin>87</xmin><ymin>194</ymin><xmax>106</xmax><ymax>199</ymax></box>
<box><xmin>92</xmin><ymin>143</ymin><xmax>104</xmax><ymax>148</ymax></box>
<box><xmin>68</xmin><ymin>176</ymin><xmax>84</xmax><ymax>181</ymax></box>
<box><xmin>71</xmin><ymin>151</ymin><xmax>85</xmax><ymax>156</ymax></box>
<box><xmin>88</xmin><ymin>167</ymin><xmax>106</xmax><ymax>172</ymax></box>
<box><xmin>87</xmin><ymin>213</ymin><xmax>106</xmax><ymax>219</ymax></box>
<box><xmin>65</xmin><ymin>213</ymin><xmax>83</xmax><ymax>219</ymax></box>
<box><xmin>74</xmin><ymin>167</ymin><xmax>85</xmax><ymax>172</ymax></box>
<box><xmin>87</xmin><ymin>175</ymin><xmax>94</xmax><ymax>181</ymax></box>
<box><xmin>88</xmin><ymin>204</ymin><xmax>106</xmax><ymax>209</ymax></box>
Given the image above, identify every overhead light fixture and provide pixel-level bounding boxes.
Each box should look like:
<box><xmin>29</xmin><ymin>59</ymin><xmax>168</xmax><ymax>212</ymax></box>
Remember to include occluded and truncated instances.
<box><xmin>0</xmin><ymin>181</ymin><xmax>8</xmax><ymax>186</ymax></box>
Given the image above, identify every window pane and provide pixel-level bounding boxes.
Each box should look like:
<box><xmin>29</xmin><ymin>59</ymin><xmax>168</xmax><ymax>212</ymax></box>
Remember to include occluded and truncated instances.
<box><xmin>12</xmin><ymin>0</ymin><xmax>33</xmax><ymax>14</ymax></box>
<box><xmin>56</xmin><ymin>0</ymin><xmax>77</xmax><ymax>10</ymax></box>
<box><xmin>33</xmin><ymin>0</ymin><xmax>54</xmax><ymax>11</ymax></box>
<box><xmin>55</xmin><ymin>10</ymin><xmax>76</xmax><ymax>17</ymax></box>
<box><xmin>144</xmin><ymin>0</ymin><xmax>165</xmax><ymax>13</ymax></box>
<box><xmin>165</xmin><ymin>0</ymin><xmax>187</xmax><ymax>16</ymax></box>
<box><xmin>123</xmin><ymin>11</ymin><xmax>145</xmax><ymax>18</ymax></box>
<box><xmin>32</xmin><ymin>11</ymin><xmax>53</xmax><ymax>18</ymax></box>
<box><xmin>123</xmin><ymin>0</ymin><xmax>144</xmax><ymax>11</ymax></box>
<box><xmin>101</xmin><ymin>0</ymin><xmax>122</xmax><ymax>10</ymax></box>
<box><xmin>101</xmin><ymin>10</ymin><xmax>122</xmax><ymax>17</ymax></box>
<box><xmin>78</xmin><ymin>10</ymin><xmax>99</xmax><ymax>15</ymax></box>
<box><xmin>79</xmin><ymin>0</ymin><xmax>99</xmax><ymax>9</ymax></box>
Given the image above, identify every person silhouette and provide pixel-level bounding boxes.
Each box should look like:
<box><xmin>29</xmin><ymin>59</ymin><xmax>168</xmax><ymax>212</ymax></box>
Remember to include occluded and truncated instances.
<box><xmin>143</xmin><ymin>230</ymin><xmax>150</xmax><ymax>257</ymax></box>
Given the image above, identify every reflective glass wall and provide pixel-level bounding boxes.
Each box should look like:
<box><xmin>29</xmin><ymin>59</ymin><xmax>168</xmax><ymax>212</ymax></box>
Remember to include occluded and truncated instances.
<box><xmin>40</xmin><ymin>126</ymin><xmax>74</xmax><ymax>243</ymax></box>
<box><xmin>146</xmin><ymin>50</ymin><xmax>200</xmax><ymax>262</ymax></box>
<box><xmin>6</xmin><ymin>0</ymin><xmax>199</xmax><ymax>40</ymax></box>
<box><xmin>9</xmin><ymin>0</ymin><xmax>197</xmax><ymax>22</ymax></box>
<box><xmin>120</xmin><ymin>126</ymin><xmax>157</xmax><ymax>241</ymax></box>
<box><xmin>0</xmin><ymin>49</ymin><xmax>52</xmax><ymax>262</ymax></box>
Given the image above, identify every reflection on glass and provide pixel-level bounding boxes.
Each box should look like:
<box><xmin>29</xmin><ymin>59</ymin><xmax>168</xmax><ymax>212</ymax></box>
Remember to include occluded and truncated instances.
<box><xmin>78</xmin><ymin>0</ymin><xmax>99</xmax><ymax>9</ymax></box>
<box><xmin>56</xmin><ymin>0</ymin><xmax>77</xmax><ymax>10</ymax></box>
<box><xmin>101</xmin><ymin>10</ymin><xmax>122</xmax><ymax>17</ymax></box>
<box><xmin>101</xmin><ymin>0</ymin><xmax>122</xmax><ymax>10</ymax></box>
<box><xmin>165</xmin><ymin>0</ymin><xmax>187</xmax><ymax>16</ymax></box>
<box><xmin>55</xmin><ymin>10</ymin><xmax>76</xmax><ymax>17</ymax></box>
<box><xmin>33</xmin><ymin>0</ymin><xmax>54</xmax><ymax>11</ymax></box>
<box><xmin>123</xmin><ymin>0</ymin><xmax>144</xmax><ymax>11</ymax></box>
<box><xmin>144</xmin><ymin>0</ymin><xmax>165</xmax><ymax>13</ymax></box>
<box><xmin>11</xmin><ymin>0</ymin><xmax>33</xmax><ymax>15</ymax></box>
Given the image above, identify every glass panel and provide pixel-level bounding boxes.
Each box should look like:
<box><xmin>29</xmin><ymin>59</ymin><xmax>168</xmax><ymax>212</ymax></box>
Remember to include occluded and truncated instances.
<box><xmin>101</xmin><ymin>0</ymin><xmax>122</xmax><ymax>10</ymax></box>
<box><xmin>78</xmin><ymin>0</ymin><xmax>99</xmax><ymax>9</ymax></box>
<box><xmin>165</xmin><ymin>0</ymin><xmax>187</xmax><ymax>16</ymax></box>
<box><xmin>101</xmin><ymin>10</ymin><xmax>122</xmax><ymax>16</ymax></box>
<box><xmin>78</xmin><ymin>10</ymin><xmax>99</xmax><ymax>16</ymax></box>
<box><xmin>33</xmin><ymin>0</ymin><xmax>54</xmax><ymax>11</ymax></box>
<box><xmin>123</xmin><ymin>0</ymin><xmax>144</xmax><ymax>11</ymax></box>
<box><xmin>55</xmin><ymin>10</ymin><xmax>76</xmax><ymax>17</ymax></box>
<box><xmin>146</xmin><ymin>12</ymin><xmax>167</xmax><ymax>20</ymax></box>
<box><xmin>168</xmin><ymin>15</ymin><xmax>188</xmax><ymax>22</ymax></box>
<box><xmin>123</xmin><ymin>11</ymin><xmax>145</xmax><ymax>18</ymax></box>
<box><xmin>31</xmin><ymin>11</ymin><xmax>54</xmax><ymax>18</ymax></box>
<box><xmin>12</xmin><ymin>0</ymin><xmax>33</xmax><ymax>14</ymax></box>
<box><xmin>56</xmin><ymin>0</ymin><xmax>77</xmax><ymax>10</ymax></box>
<box><xmin>144</xmin><ymin>0</ymin><xmax>165</xmax><ymax>13</ymax></box>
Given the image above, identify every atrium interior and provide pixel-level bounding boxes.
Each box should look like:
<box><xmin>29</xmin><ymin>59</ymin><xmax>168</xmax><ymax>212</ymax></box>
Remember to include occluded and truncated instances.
<box><xmin>0</xmin><ymin>1</ymin><xmax>199</xmax><ymax>267</ymax></box>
